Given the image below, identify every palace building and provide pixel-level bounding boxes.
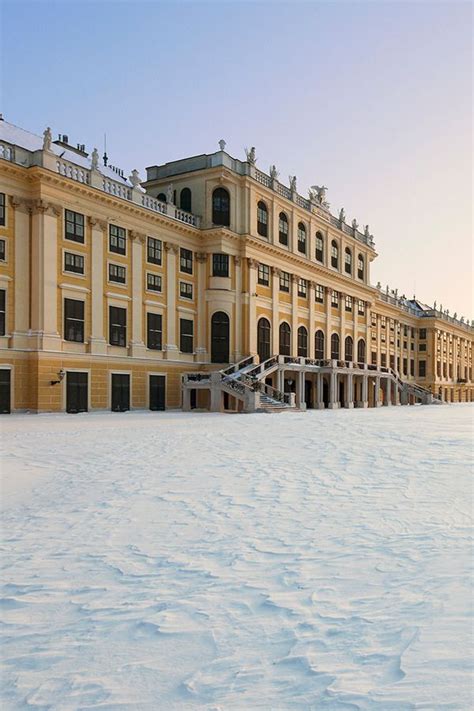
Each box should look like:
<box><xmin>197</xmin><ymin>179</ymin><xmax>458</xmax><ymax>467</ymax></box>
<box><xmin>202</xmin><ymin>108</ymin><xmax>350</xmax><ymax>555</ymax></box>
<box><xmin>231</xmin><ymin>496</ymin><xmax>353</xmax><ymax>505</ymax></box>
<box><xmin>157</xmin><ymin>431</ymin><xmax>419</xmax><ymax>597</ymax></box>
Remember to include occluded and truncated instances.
<box><xmin>0</xmin><ymin>119</ymin><xmax>472</xmax><ymax>414</ymax></box>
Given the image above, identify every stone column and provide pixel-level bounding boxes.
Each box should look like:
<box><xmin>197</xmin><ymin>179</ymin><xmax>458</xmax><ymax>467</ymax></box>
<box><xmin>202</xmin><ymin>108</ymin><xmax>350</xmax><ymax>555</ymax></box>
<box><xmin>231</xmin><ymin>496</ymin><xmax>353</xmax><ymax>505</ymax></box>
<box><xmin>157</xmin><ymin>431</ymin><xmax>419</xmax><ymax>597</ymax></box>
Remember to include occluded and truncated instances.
<box><xmin>277</xmin><ymin>367</ymin><xmax>284</xmax><ymax>393</ymax></box>
<box><xmin>344</xmin><ymin>373</ymin><xmax>354</xmax><ymax>408</ymax></box>
<box><xmin>360</xmin><ymin>373</ymin><xmax>368</xmax><ymax>408</ymax></box>
<box><xmin>234</xmin><ymin>256</ymin><xmax>242</xmax><ymax>362</ymax></box>
<box><xmin>196</xmin><ymin>252</ymin><xmax>208</xmax><ymax>361</ymax></box>
<box><xmin>164</xmin><ymin>242</ymin><xmax>179</xmax><ymax>357</ymax></box>
<box><xmin>328</xmin><ymin>370</ymin><xmax>338</xmax><ymax>409</ymax></box>
<box><xmin>365</xmin><ymin>300</ymin><xmax>371</xmax><ymax>363</ymax></box>
<box><xmin>296</xmin><ymin>370</ymin><xmax>306</xmax><ymax>410</ymax></box>
<box><xmin>375</xmin><ymin>375</ymin><xmax>382</xmax><ymax>407</ymax></box>
<box><xmin>129</xmin><ymin>230</ymin><xmax>146</xmax><ymax>358</ymax></box>
<box><xmin>308</xmin><ymin>281</ymin><xmax>315</xmax><ymax>358</ymax></box>
<box><xmin>272</xmin><ymin>267</ymin><xmax>280</xmax><ymax>356</ymax></box>
<box><xmin>383</xmin><ymin>377</ymin><xmax>391</xmax><ymax>406</ymax></box>
<box><xmin>30</xmin><ymin>200</ymin><xmax>61</xmax><ymax>350</ymax></box>
<box><xmin>10</xmin><ymin>197</ymin><xmax>30</xmax><ymax>349</ymax></box>
<box><xmin>316</xmin><ymin>372</ymin><xmax>325</xmax><ymax>409</ymax></box>
<box><xmin>248</xmin><ymin>258</ymin><xmax>258</xmax><ymax>357</ymax></box>
<box><xmin>89</xmin><ymin>218</ymin><xmax>108</xmax><ymax>355</ymax></box>
<box><xmin>394</xmin><ymin>379</ymin><xmax>401</xmax><ymax>405</ymax></box>
<box><xmin>325</xmin><ymin>288</ymin><xmax>332</xmax><ymax>359</ymax></box>
<box><xmin>340</xmin><ymin>291</ymin><xmax>346</xmax><ymax>360</ymax></box>
<box><xmin>291</xmin><ymin>274</ymin><xmax>298</xmax><ymax>356</ymax></box>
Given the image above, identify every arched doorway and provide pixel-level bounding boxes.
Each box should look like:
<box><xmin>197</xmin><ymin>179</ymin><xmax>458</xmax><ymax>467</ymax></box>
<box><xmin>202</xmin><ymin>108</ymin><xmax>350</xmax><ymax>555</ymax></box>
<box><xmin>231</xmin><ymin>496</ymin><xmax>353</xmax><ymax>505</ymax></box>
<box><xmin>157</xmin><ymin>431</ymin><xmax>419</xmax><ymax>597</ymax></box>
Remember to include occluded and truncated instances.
<box><xmin>257</xmin><ymin>318</ymin><xmax>271</xmax><ymax>363</ymax></box>
<box><xmin>211</xmin><ymin>311</ymin><xmax>230</xmax><ymax>363</ymax></box>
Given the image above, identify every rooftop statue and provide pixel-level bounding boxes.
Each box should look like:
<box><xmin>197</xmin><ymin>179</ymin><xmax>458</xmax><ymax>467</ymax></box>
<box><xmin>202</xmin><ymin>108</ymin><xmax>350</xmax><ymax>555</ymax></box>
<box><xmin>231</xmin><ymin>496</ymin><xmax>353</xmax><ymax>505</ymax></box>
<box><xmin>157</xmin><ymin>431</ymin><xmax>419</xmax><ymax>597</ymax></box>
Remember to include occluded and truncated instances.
<box><xmin>351</xmin><ymin>218</ymin><xmax>359</xmax><ymax>231</ymax></box>
<box><xmin>167</xmin><ymin>184</ymin><xmax>174</xmax><ymax>204</ymax></box>
<box><xmin>218</xmin><ymin>139</ymin><xmax>226</xmax><ymax>151</ymax></box>
<box><xmin>433</xmin><ymin>300</ymin><xmax>437</xmax><ymax>310</ymax></box>
<box><xmin>43</xmin><ymin>126</ymin><xmax>52</xmax><ymax>151</ymax></box>
<box><xmin>245</xmin><ymin>146</ymin><xmax>256</xmax><ymax>165</ymax></box>
<box><xmin>289</xmin><ymin>175</ymin><xmax>297</xmax><ymax>192</ymax></box>
<box><xmin>339</xmin><ymin>208</ymin><xmax>346</xmax><ymax>224</ymax></box>
<box><xmin>269</xmin><ymin>164</ymin><xmax>278</xmax><ymax>180</ymax></box>
<box><xmin>376</xmin><ymin>281</ymin><xmax>382</xmax><ymax>289</ymax></box>
<box><xmin>311</xmin><ymin>185</ymin><xmax>327</xmax><ymax>204</ymax></box>
<box><xmin>91</xmin><ymin>148</ymin><xmax>99</xmax><ymax>170</ymax></box>
<box><xmin>364</xmin><ymin>224</ymin><xmax>371</xmax><ymax>239</ymax></box>
<box><xmin>129</xmin><ymin>169</ymin><xmax>141</xmax><ymax>188</ymax></box>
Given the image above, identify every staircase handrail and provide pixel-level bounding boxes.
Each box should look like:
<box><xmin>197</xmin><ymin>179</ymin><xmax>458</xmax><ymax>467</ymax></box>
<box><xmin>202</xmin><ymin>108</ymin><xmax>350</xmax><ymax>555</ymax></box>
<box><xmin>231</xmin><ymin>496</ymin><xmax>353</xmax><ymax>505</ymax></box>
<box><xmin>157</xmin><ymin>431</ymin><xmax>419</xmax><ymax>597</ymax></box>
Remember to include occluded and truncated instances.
<box><xmin>220</xmin><ymin>355</ymin><xmax>255</xmax><ymax>377</ymax></box>
<box><xmin>240</xmin><ymin>374</ymin><xmax>290</xmax><ymax>404</ymax></box>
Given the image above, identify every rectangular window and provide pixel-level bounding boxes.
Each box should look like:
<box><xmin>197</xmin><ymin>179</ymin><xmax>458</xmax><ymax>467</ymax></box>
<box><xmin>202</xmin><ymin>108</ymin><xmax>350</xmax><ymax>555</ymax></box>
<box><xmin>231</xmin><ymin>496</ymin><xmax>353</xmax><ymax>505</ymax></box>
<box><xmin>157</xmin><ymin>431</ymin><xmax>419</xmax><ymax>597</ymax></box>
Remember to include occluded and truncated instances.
<box><xmin>147</xmin><ymin>312</ymin><xmax>162</xmax><ymax>350</ymax></box>
<box><xmin>180</xmin><ymin>281</ymin><xmax>193</xmax><ymax>299</ymax></box>
<box><xmin>403</xmin><ymin>341</ymin><xmax>407</xmax><ymax>349</ymax></box>
<box><xmin>212</xmin><ymin>253</ymin><xmax>229</xmax><ymax>277</ymax></box>
<box><xmin>258</xmin><ymin>263</ymin><xmax>270</xmax><ymax>286</ymax></box>
<box><xmin>65</xmin><ymin>209</ymin><xmax>84</xmax><ymax>243</ymax></box>
<box><xmin>180</xmin><ymin>248</ymin><xmax>193</xmax><ymax>274</ymax></box>
<box><xmin>147</xmin><ymin>273</ymin><xmax>162</xmax><ymax>292</ymax></box>
<box><xmin>371</xmin><ymin>351</ymin><xmax>377</xmax><ymax>365</ymax></box>
<box><xmin>0</xmin><ymin>193</ymin><xmax>5</xmax><ymax>226</ymax></box>
<box><xmin>180</xmin><ymin>318</ymin><xmax>194</xmax><ymax>353</ymax></box>
<box><xmin>381</xmin><ymin>332</ymin><xmax>386</xmax><ymax>343</ymax></box>
<box><xmin>279</xmin><ymin>271</ymin><xmax>290</xmax><ymax>293</ymax></box>
<box><xmin>410</xmin><ymin>359</ymin><xmax>415</xmax><ymax>376</ymax></box>
<box><xmin>298</xmin><ymin>278</ymin><xmax>307</xmax><ymax>297</ymax></box>
<box><xmin>411</xmin><ymin>327</ymin><xmax>415</xmax><ymax>338</ymax></box>
<box><xmin>315</xmin><ymin>234</ymin><xmax>323</xmax><ymax>262</ymax></box>
<box><xmin>109</xmin><ymin>306</ymin><xmax>126</xmax><ymax>346</ymax></box>
<box><xmin>419</xmin><ymin>328</ymin><xmax>426</xmax><ymax>340</ymax></box>
<box><xmin>371</xmin><ymin>313</ymin><xmax>377</xmax><ymax>327</ymax></box>
<box><xmin>403</xmin><ymin>325</ymin><xmax>408</xmax><ymax>337</ymax></box>
<box><xmin>381</xmin><ymin>316</ymin><xmax>386</xmax><ymax>329</ymax></box>
<box><xmin>345</xmin><ymin>295</ymin><xmax>352</xmax><ymax>312</ymax></box>
<box><xmin>64</xmin><ymin>298</ymin><xmax>84</xmax><ymax>342</ymax></box>
<box><xmin>64</xmin><ymin>252</ymin><xmax>84</xmax><ymax>274</ymax></box>
<box><xmin>381</xmin><ymin>353</ymin><xmax>387</xmax><ymax>367</ymax></box>
<box><xmin>358</xmin><ymin>300</ymin><xmax>365</xmax><ymax>315</ymax></box>
<box><xmin>109</xmin><ymin>224</ymin><xmax>126</xmax><ymax>255</ymax></box>
<box><xmin>419</xmin><ymin>343</ymin><xmax>427</xmax><ymax>351</ymax></box>
<box><xmin>147</xmin><ymin>237</ymin><xmax>162</xmax><ymax>265</ymax></box>
<box><xmin>331</xmin><ymin>291</ymin><xmax>339</xmax><ymax>308</ymax></box>
<box><xmin>403</xmin><ymin>358</ymin><xmax>407</xmax><ymax>375</ymax></box>
<box><xmin>315</xmin><ymin>284</ymin><xmax>324</xmax><ymax>303</ymax></box>
<box><xmin>0</xmin><ymin>239</ymin><xmax>6</xmax><ymax>261</ymax></box>
<box><xmin>390</xmin><ymin>355</ymin><xmax>395</xmax><ymax>370</ymax></box>
<box><xmin>109</xmin><ymin>263</ymin><xmax>126</xmax><ymax>284</ymax></box>
<box><xmin>0</xmin><ymin>289</ymin><xmax>5</xmax><ymax>335</ymax></box>
<box><xmin>419</xmin><ymin>360</ymin><xmax>426</xmax><ymax>377</ymax></box>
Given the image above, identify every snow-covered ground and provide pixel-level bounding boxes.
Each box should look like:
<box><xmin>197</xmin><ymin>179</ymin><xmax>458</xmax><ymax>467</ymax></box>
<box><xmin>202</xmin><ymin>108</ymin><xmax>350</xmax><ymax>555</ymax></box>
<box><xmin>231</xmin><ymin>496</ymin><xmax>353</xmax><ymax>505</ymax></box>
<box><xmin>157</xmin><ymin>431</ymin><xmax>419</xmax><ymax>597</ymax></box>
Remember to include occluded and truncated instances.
<box><xmin>1</xmin><ymin>405</ymin><xmax>472</xmax><ymax>710</ymax></box>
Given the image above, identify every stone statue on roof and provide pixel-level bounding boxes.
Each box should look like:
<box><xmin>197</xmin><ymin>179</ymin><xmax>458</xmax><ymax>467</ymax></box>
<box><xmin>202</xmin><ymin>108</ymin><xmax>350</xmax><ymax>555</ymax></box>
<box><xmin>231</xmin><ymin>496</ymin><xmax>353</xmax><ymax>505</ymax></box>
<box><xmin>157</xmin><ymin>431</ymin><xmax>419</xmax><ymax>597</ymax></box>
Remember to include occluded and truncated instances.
<box><xmin>91</xmin><ymin>148</ymin><xmax>99</xmax><ymax>170</ymax></box>
<box><xmin>245</xmin><ymin>146</ymin><xmax>256</xmax><ymax>165</ymax></box>
<box><xmin>364</xmin><ymin>224</ymin><xmax>371</xmax><ymax>239</ymax></box>
<box><xmin>289</xmin><ymin>175</ymin><xmax>297</xmax><ymax>192</ymax></box>
<box><xmin>167</xmin><ymin>184</ymin><xmax>174</xmax><ymax>204</ymax></box>
<box><xmin>218</xmin><ymin>139</ymin><xmax>226</xmax><ymax>151</ymax></box>
<box><xmin>129</xmin><ymin>169</ymin><xmax>141</xmax><ymax>188</ymax></box>
<box><xmin>339</xmin><ymin>208</ymin><xmax>346</xmax><ymax>224</ymax></box>
<box><xmin>43</xmin><ymin>126</ymin><xmax>52</xmax><ymax>152</ymax></box>
<box><xmin>311</xmin><ymin>185</ymin><xmax>327</xmax><ymax>204</ymax></box>
<box><xmin>269</xmin><ymin>165</ymin><xmax>278</xmax><ymax>180</ymax></box>
<box><xmin>352</xmin><ymin>218</ymin><xmax>359</xmax><ymax>231</ymax></box>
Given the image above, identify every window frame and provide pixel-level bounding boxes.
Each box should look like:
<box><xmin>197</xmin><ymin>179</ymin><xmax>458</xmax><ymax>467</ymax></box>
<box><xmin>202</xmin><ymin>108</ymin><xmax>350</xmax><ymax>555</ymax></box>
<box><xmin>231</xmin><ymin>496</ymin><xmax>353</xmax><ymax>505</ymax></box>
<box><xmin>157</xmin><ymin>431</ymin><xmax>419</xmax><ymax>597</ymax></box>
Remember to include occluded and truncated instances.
<box><xmin>109</xmin><ymin>305</ymin><xmax>127</xmax><ymax>347</ymax></box>
<box><xmin>315</xmin><ymin>284</ymin><xmax>324</xmax><ymax>303</ymax></box>
<box><xmin>64</xmin><ymin>297</ymin><xmax>85</xmax><ymax>343</ymax></box>
<box><xmin>65</xmin><ymin>209</ymin><xmax>85</xmax><ymax>244</ymax></box>
<box><xmin>0</xmin><ymin>238</ymin><xmax>5</xmax><ymax>262</ymax></box>
<box><xmin>0</xmin><ymin>288</ymin><xmax>5</xmax><ymax>336</ymax></box>
<box><xmin>279</xmin><ymin>271</ymin><xmax>290</xmax><ymax>293</ymax></box>
<box><xmin>297</xmin><ymin>222</ymin><xmax>306</xmax><ymax>254</ymax></box>
<box><xmin>315</xmin><ymin>232</ymin><xmax>324</xmax><ymax>262</ymax></box>
<box><xmin>258</xmin><ymin>263</ymin><xmax>270</xmax><ymax>286</ymax></box>
<box><xmin>108</xmin><ymin>262</ymin><xmax>127</xmax><ymax>285</ymax></box>
<box><xmin>278</xmin><ymin>212</ymin><xmax>289</xmax><ymax>246</ymax></box>
<box><xmin>298</xmin><ymin>278</ymin><xmax>307</xmax><ymax>298</ymax></box>
<box><xmin>0</xmin><ymin>193</ymin><xmax>5</xmax><ymax>227</ymax></box>
<box><xmin>180</xmin><ymin>318</ymin><xmax>194</xmax><ymax>354</ymax></box>
<box><xmin>179</xmin><ymin>281</ymin><xmax>194</xmax><ymax>300</ymax></box>
<box><xmin>257</xmin><ymin>201</ymin><xmax>268</xmax><ymax>238</ymax></box>
<box><xmin>331</xmin><ymin>240</ymin><xmax>339</xmax><ymax>269</ymax></box>
<box><xmin>147</xmin><ymin>236</ymin><xmax>162</xmax><ymax>266</ymax></box>
<box><xmin>64</xmin><ymin>250</ymin><xmax>85</xmax><ymax>276</ymax></box>
<box><xmin>180</xmin><ymin>247</ymin><xmax>193</xmax><ymax>275</ymax></box>
<box><xmin>212</xmin><ymin>253</ymin><xmax>229</xmax><ymax>278</ymax></box>
<box><xmin>147</xmin><ymin>312</ymin><xmax>163</xmax><ymax>350</ymax></box>
<box><xmin>344</xmin><ymin>247</ymin><xmax>352</xmax><ymax>275</ymax></box>
<box><xmin>109</xmin><ymin>224</ymin><xmax>126</xmax><ymax>255</ymax></box>
<box><xmin>146</xmin><ymin>272</ymin><xmax>162</xmax><ymax>293</ymax></box>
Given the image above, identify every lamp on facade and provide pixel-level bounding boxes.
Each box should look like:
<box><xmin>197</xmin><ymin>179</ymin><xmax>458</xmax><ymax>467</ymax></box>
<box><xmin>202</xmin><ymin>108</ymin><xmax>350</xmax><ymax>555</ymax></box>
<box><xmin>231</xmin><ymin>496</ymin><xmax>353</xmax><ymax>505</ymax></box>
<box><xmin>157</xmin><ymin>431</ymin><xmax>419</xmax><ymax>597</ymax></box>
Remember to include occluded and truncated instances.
<box><xmin>51</xmin><ymin>368</ymin><xmax>65</xmax><ymax>386</ymax></box>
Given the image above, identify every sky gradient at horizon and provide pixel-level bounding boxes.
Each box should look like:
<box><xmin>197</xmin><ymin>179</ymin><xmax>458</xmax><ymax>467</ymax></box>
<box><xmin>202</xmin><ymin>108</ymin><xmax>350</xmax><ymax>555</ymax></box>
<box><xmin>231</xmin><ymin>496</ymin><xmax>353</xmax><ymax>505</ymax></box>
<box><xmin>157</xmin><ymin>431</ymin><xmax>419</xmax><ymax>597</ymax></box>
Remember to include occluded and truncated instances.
<box><xmin>1</xmin><ymin>0</ymin><xmax>472</xmax><ymax>315</ymax></box>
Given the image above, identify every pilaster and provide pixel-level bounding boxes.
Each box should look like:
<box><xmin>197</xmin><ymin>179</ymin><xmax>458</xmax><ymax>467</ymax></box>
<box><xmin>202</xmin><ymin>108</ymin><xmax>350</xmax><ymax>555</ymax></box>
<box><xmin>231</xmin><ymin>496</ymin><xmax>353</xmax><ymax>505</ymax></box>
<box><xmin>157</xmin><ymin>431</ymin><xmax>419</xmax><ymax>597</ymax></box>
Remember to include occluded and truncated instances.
<box><xmin>291</xmin><ymin>274</ymin><xmax>298</xmax><ymax>356</ymax></box>
<box><xmin>248</xmin><ymin>258</ymin><xmax>258</xmax><ymax>357</ymax></box>
<box><xmin>129</xmin><ymin>230</ymin><xmax>146</xmax><ymax>358</ymax></box>
<box><xmin>308</xmin><ymin>281</ymin><xmax>315</xmax><ymax>358</ymax></box>
<box><xmin>30</xmin><ymin>200</ymin><xmax>61</xmax><ymax>350</ymax></box>
<box><xmin>196</xmin><ymin>252</ymin><xmax>208</xmax><ymax>361</ymax></box>
<box><xmin>89</xmin><ymin>217</ymin><xmax>108</xmax><ymax>355</ymax></box>
<box><xmin>272</xmin><ymin>267</ymin><xmax>280</xmax><ymax>356</ymax></box>
<box><xmin>234</xmin><ymin>256</ymin><xmax>242</xmax><ymax>361</ymax></box>
<box><xmin>164</xmin><ymin>242</ymin><xmax>179</xmax><ymax>356</ymax></box>
<box><xmin>10</xmin><ymin>197</ymin><xmax>31</xmax><ymax>348</ymax></box>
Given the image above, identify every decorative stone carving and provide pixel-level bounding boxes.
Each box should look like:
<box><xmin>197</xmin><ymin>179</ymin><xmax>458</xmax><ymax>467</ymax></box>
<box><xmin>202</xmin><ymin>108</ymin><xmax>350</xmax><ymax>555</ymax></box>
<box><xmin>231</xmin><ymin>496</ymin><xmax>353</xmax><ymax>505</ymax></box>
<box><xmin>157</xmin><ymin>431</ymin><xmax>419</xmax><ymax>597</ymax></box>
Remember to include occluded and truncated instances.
<box><xmin>218</xmin><ymin>139</ymin><xmax>226</xmax><ymax>151</ymax></box>
<box><xmin>351</xmin><ymin>218</ymin><xmax>359</xmax><ymax>231</ymax></box>
<box><xmin>364</xmin><ymin>225</ymin><xmax>371</xmax><ymax>239</ymax></box>
<box><xmin>234</xmin><ymin>256</ymin><xmax>241</xmax><ymax>265</ymax></box>
<box><xmin>339</xmin><ymin>208</ymin><xmax>346</xmax><ymax>224</ymax></box>
<box><xmin>42</xmin><ymin>127</ymin><xmax>52</xmax><ymax>151</ymax></box>
<box><xmin>33</xmin><ymin>199</ymin><xmax>60</xmax><ymax>216</ymax></box>
<box><xmin>269</xmin><ymin>165</ymin><xmax>278</xmax><ymax>180</ymax></box>
<box><xmin>311</xmin><ymin>185</ymin><xmax>327</xmax><ymax>204</ymax></box>
<box><xmin>129</xmin><ymin>169</ymin><xmax>141</xmax><ymax>188</ymax></box>
<box><xmin>247</xmin><ymin>258</ymin><xmax>259</xmax><ymax>269</ymax></box>
<box><xmin>245</xmin><ymin>147</ymin><xmax>256</xmax><ymax>165</ymax></box>
<box><xmin>129</xmin><ymin>230</ymin><xmax>146</xmax><ymax>244</ymax></box>
<box><xmin>166</xmin><ymin>184</ymin><xmax>174</xmax><ymax>205</ymax></box>
<box><xmin>9</xmin><ymin>195</ymin><xmax>31</xmax><ymax>213</ymax></box>
<box><xmin>376</xmin><ymin>281</ymin><xmax>382</xmax><ymax>289</ymax></box>
<box><xmin>91</xmin><ymin>148</ymin><xmax>100</xmax><ymax>170</ymax></box>
<box><xmin>271</xmin><ymin>266</ymin><xmax>281</xmax><ymax>277</ymax></box>
<box><xmin>88</xmin><ymin>216</ymin><xmax>107</xmax><ymax>230</ymax></box>
<box><xmin>289</xmin><ymin>175</ymin><xmax>297</xmax><ymax>192</ymax></box>
<box><xmin>196</xmin><ymin>252</ymin><xmax>208</xmax><ymax>263</ymax></box>
<box><xmin>164</xmin><ymin>242</ymin><xmax>179</xmax><ymax>255</ymax></box>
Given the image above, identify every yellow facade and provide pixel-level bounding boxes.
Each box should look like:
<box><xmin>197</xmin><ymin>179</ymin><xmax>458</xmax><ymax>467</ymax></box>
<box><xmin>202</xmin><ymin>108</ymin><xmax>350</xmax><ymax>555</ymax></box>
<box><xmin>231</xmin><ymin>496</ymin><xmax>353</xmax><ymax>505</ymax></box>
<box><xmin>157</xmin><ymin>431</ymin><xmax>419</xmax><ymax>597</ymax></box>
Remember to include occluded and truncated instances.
<box><xmin>0</xmin><ymin>120</ymin><xmax>472</xmax><ymax>413</ymax></box>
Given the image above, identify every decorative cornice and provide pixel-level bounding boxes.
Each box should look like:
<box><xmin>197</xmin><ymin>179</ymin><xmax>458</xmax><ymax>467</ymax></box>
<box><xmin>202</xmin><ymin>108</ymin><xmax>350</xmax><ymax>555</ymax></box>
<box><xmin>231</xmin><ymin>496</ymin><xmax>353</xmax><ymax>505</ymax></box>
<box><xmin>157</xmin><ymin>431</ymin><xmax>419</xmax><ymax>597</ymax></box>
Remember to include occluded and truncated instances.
<box><xmin>9</xmin><ymin>195</ymin><xmax>32</xmax><ymax>213</ymax></box>
<box><xmin>32</xmin><ymin>199</ymin><xmax>61</xmax><ymax>217</ymax></box>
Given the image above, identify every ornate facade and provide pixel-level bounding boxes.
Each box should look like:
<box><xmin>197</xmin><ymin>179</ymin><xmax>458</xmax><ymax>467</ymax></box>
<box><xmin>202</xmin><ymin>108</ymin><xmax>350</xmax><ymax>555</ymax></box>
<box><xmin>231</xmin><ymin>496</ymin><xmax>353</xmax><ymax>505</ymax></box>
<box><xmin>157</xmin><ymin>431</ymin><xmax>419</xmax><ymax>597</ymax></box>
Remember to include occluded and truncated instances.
<box><xmin>0</xmin><ymin>119</ymin><xmax>472</xmax><ymax>413</ymax></box>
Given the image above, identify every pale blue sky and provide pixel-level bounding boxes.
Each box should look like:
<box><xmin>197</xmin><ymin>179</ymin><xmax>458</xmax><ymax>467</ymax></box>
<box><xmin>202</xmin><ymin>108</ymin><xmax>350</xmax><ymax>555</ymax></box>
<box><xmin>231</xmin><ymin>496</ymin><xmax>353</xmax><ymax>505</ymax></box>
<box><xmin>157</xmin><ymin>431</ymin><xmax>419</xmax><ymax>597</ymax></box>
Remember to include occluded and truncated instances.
<box><xmin>1</xmin><ymin>0</ymin><xmax>472</xmax><ymax>315</ymax></box>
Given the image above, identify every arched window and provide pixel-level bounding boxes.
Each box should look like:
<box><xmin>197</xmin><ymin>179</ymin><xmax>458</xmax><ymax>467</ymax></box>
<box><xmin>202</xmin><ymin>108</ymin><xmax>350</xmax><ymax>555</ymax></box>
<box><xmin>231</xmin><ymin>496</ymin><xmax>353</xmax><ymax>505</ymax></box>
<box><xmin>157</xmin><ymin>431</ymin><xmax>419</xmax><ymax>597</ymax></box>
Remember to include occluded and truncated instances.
<box><xmin>345</xmin><ymin>247</ymin><xmax>352</xmax><ymax>275</ymax></box>
<box><xmin>211</xmin><ymin>311</ymin><xmax>230</xmax><ymax>363</ymax></box>
<box><xmin>257</xmin><ymin>201</ymin><xmax>268</xmax><ymax>237</ymax></box>
<box><xmin>297</xmin><ymin>222</ymin><xmax>306</xmax><ymax>254</ymax></box>
<box><xmin>315</xmin><ymin>330</ymin><xmax>325</xmax><ymax>360</ymax></box>
<box><xmin>358</xmin><ymin>253</ymin><xmax>364</xmax><ymax>280</ymax></box>
<box><xmin>212</xmin><ymin>187</ymin><xmax>230</xmax><ymax>226</ymax></box>
<box><xmin>257</xmin><ymin>318</ymin><xmax>271</xmax><ymax>363</ymax></box>
<box><xmin>279</xmin><ymin>212</ymin><xmax>289</xmax><ymax>245</ymax></box>
<box><xmin>315</xmin><ymin>232</ymin><xmax>324</xmax><ymax>262</ymax></box>
<box><xmin>345</xmin><ymin>336</ymin><xmax>353</xmax><ymax>362</ymax></box>
<box><xmin>297</xmin><ymin>326</ymin><xmax>308</xmax><ymax>357</ymax></box>
<box><xmin>331</xmin><ymin>333</ymin><xmax>340</xmax><ymax>360</ymax></box>
<box><xmin>331</xmin><ymin>240</ymin><xmax>339</xmax><ymax>269</ymax></box>
<box><xmin>279</xmin><ymin>322</ymin><xmax>291</xmax><ymax>356</ymax></box>
<box><xmin>180</xmin><ymin>188</ymin><xmax>192</xmax><ymax>212</ymax></box>
<box><xmin>357</xmin><ymin>338</ymin><xmax>366</xmax><ymax>363</ymax></box>
<box><xmin>157</xmin><ymin>192</ymin><xmax>167</xmax><ymax>203</ymax></box>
